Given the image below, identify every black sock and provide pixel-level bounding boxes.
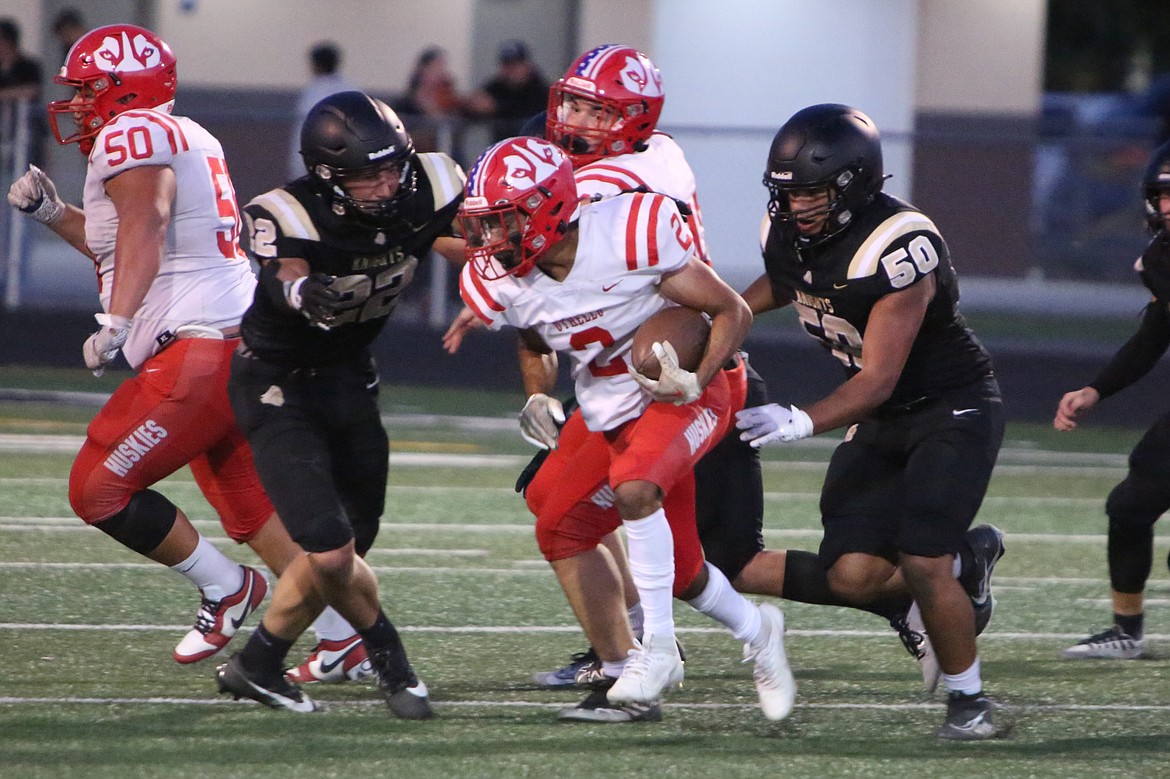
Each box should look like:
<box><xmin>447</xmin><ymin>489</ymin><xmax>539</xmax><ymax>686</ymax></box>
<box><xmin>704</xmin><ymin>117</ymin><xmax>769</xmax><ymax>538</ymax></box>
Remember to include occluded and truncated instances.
<box><xmin>1114</xmin><ymin>612</ymin><xmax>1144</xmax><ymax>639</ymax></box>
<box><xmin>239</xmin><ymin>623</ymin><xmax>294</xmax><ymax>676</ymax></box>
<box><xmin>357</xmin><ymin>610</ymin><xmax>402</xmax><ymax>652</ymax></box>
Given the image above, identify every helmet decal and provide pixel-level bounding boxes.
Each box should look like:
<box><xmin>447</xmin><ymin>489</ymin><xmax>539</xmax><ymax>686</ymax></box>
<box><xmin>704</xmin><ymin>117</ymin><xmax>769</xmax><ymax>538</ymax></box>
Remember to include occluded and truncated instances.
<box><xmin>501</xmin><ymin>139</ymin><xmax>562</xmax><ymax>193</ymax></box>
<box><xmin>619</xmin><ymin>55</ymin><xmax>661</xmax><ymax>97</ymax></box>
<box><xmin>92</xmin><ymin>30</ymin><xmax>162</xmax><ymax>73</ymax></box>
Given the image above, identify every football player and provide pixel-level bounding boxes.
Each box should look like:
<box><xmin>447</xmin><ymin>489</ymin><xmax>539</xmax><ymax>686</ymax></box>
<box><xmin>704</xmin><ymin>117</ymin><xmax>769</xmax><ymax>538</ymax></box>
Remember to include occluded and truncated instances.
<box><xmin>735</xmin><ymin>104</ymin><xmax>1009</xmax><ymax>740</ymax></box>
<box><xmin>449</xmin><ymin>45</ymin><xmax>943</xmax><ymax>698</ymax></box>
<box><xmin>459</xmin><ymin>136</ymin><xmax>796</xmax><ymax>722</ymax></box>
<box><xmin>6</xmin><ymin>24</ymin><xmax>302</xmax><ymax>666</ymax></box>
<box><xmin>216</xmin><ymin>91</ymin><xmax>465</xmax><ymax>717</ymax></box>
<box><xmin>1054</xmin><ymin>138</ymin><xmax>1170</xmax><ymax>661</ymax></box>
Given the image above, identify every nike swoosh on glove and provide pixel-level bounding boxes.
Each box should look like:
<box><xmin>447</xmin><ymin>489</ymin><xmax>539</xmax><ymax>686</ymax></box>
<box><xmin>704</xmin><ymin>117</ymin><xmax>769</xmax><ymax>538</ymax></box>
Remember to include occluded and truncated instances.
<box><xmin>629</xmin><ymin>341</ymin><xmax>701</xmax><ymax>405</ymax></box>
<box><xmin>735</xmin><ymin>403</ymin><xmax>814</xmax><ymax>447</ymax></box>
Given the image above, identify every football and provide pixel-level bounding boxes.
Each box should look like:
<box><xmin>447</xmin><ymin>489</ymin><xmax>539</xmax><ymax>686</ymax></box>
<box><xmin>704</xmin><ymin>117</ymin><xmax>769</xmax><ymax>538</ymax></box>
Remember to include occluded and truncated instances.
<box><xmin>630</xmin><ymin>306</ymin><xmax>710</xmax><ymax>380</ymax></box>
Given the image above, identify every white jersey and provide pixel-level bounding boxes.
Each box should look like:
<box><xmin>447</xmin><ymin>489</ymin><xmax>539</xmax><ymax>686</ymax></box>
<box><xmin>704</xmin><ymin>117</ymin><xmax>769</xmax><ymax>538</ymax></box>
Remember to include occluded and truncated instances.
<box><xmin>574</xmin><ymin>132</ymin><xmax>709</xmax><ymax>262</ymax></box>
<box><xmin>461</xmin><ymin>191</ymin><xmax>696</xmax><ymax>431</ymax></box>
<box><xmin>84</xmin><ymin>108</ymin><xmax>256</xmax><ymax>369</ymax></box>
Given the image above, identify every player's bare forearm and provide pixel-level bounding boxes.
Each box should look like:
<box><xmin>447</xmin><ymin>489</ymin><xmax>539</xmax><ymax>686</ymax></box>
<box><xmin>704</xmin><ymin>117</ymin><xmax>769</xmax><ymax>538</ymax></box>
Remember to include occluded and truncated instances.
<box><xmin>660</xmin><ymin>258</ymin><xmax>752</xmax><ymax>388</ymax></box>
<box><xmin>517</xmin><ymin>330</ymin><xmax>557</xmax><ymax>397</ymax></box>
<box><xmin>47</xmin><ymin>205</ymin><xmax>95</xmax><ymax>259</ymax></box>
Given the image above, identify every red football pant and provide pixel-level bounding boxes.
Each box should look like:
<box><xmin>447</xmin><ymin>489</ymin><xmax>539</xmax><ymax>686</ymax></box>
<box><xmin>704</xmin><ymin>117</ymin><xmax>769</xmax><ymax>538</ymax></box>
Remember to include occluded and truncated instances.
<box><xmin>69</xmin><ymin>337</ymin><xmax>273</xmax><ymax>542</ymax></box>
<box><xmin>527</xmin><ymin>366</ymin><xmax>743</xmax><ymax>595</ymax></box>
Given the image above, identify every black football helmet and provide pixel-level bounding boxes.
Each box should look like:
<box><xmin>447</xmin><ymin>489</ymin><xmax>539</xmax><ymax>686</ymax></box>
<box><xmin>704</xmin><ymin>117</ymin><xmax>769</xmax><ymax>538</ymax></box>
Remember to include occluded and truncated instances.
<box><xmin>1142</xmin><ymin>139</ymin><xmax>1170</xmax><ymax>233</ymax></box>
<box><xmin>763</xmin><ymin>103</ymin><xmax>884</xmax><ymax>244</ymax></box>
<box><xmin>300</xmin><ymin>90</ymin><xmax>417</xmax><ymax>225</ymax></box>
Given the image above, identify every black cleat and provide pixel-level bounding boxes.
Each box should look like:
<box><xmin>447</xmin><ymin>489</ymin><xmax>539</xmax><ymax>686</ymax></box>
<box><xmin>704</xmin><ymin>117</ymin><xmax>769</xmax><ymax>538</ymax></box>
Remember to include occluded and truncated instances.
<box><xmin>558</xmin><ymin>678</ymin><xmax>662</xmax><ymax>723</ymax></box>
<box><xmin>936</xmin><ymin>691</ymin><xmax>1011</xmax><ymax>741</ymax></box>
<box><xmin>959</xmin><ymin>524</ymin><xmax>1005</xmax><ymax>606</ymax></box>
<box><xmin>367</xmin><ymin>643</ymin><xmax>435</xmax><ymax>720</ymax></box>
<box><xmin>216</xmin><ymin>654</ymin><xmax>319</xmax><ymax>713</ymax></box>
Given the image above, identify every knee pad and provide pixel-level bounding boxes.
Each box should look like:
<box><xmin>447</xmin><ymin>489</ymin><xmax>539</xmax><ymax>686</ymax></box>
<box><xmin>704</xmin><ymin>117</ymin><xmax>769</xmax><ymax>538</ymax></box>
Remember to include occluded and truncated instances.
<box><xmin>93</xmin><ymin>489</ymin><xmax>178</xmax><ymax>556</ymax></box>
<box><xmin>1106</xmin><ymin>475</ymin><xmax>1170</xmax><ymax>522</ymax></box>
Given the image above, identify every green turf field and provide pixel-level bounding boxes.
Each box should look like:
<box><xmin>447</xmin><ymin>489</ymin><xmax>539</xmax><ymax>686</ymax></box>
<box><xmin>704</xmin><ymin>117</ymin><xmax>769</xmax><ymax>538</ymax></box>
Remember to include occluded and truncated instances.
<box><xmin>1</xmin><ymin>371</ymin><xmax>1167</xmax><ymax>778</ymax></box>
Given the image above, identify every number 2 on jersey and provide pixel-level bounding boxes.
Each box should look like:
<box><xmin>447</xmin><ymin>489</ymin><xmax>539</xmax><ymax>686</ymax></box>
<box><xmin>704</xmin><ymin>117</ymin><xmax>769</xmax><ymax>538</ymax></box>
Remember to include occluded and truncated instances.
<box><xmin>570</xmin><ymin>326</ymin><xmax>629</xmax><ymax>377</ymax></box>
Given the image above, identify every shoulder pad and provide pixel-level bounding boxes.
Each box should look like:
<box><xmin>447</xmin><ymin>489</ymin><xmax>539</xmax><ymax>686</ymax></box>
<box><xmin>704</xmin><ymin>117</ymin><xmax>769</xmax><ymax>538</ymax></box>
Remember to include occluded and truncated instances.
<box><xmin>91</xmin><ymin>110</ymin><xmax>189</xmax><ymax>177</ymax></box>
<box><xmin>847</xmin><ymin>211</ymin><xmax>940</xmax><ymax>280</ymax></box>
<box><xmin>245</xmin><ymin>188</ymin><xmax>320</xmax><ymax>242</ymax></box>
<box><xmin>416</xmin><ymin>152</ymin><xmax>467</xmax><ymax>211</ymax></box>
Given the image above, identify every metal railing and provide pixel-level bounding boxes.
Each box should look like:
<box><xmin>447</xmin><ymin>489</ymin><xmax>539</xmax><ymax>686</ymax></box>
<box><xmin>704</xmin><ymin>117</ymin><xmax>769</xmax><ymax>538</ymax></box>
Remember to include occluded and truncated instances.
<box><xmin>0</xmin><ymin>97</ymin><xmax>32</xmax><ymax>310</ymax></box>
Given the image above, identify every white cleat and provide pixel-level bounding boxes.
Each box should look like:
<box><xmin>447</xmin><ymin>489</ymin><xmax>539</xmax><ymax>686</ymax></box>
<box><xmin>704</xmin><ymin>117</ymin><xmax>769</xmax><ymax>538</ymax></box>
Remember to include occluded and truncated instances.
<box><xmin>905</xmin><ymin>602</ymin><xmax>942</xmax><ymax>692</ymax></box>
<box><xmin>606</xmin><ymin>634</ymin><xmax>684</xmax><ymax>704</ymax></box>
<box><xmin>744</xmin><ymin>603</ymin><xmax>797</xmax><ymax>721</ymax></box>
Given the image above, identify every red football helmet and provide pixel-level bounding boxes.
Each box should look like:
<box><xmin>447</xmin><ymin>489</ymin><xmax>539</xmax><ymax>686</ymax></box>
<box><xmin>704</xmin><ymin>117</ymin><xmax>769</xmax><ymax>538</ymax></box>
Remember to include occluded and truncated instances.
<box><xmin>460</xmin><ymin>137</ymin><xmax>580</xmax><ymax>279</ymax></box>
<box><xmin>546</xmin><ymin>44</ymin><xmax>664</xmax><ymax>166</ymax></box>
<box><xmin>48</xmin><ymin>24</ymin><xmax>177</xmax><ymax>153</ymax></box>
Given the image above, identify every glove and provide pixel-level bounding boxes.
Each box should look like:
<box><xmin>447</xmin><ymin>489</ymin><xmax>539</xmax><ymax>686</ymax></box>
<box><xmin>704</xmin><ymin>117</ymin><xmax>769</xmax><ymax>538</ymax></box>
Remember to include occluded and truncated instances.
<box><xmin>285</xmin><ymin>273</ymin><xmax>368</xmax><ymax>330</ymax></box>
<box><xmin>519</xmin><ymin>393</ymin><xmax>566</xmax><ymax>449</ymax></box>
<box><xmin>7</xmin><ymin>165</ymin><xmax>65</xmax><ymax>225</ymax></box>
<box><xmin>82</xmin><ymin>313</ymin><xmax>131</xmax><ymax>377</ymax></box>
<box><xmin>628</xmin><ymin>341</ymin><xmax>701</xmax><ymax>405</ymax></box>
<box><xmin>735</xmin><ymin>403</ymin><xmax>814</xmax><ymax>447</ymax></box>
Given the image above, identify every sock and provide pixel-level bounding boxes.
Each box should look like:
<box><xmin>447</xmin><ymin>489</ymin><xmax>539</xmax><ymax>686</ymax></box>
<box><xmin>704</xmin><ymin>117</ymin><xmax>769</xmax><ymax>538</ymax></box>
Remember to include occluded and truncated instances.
<box><xmin>686</xmin><ymin>561</ymin><xmax>762</xmax><ymax>644</ymax></box>
<box><xmin>952</xmin><ymin>555</ymin><xmax>963</xmax><ymax>579</ymax></box>
<box><xmin>602</xmin><ymin>658</ymin><xmax>628</xmax><ymax>679</ymax></box>
<box><xmin>622</xmin><ymin>508</ymin><xmax>675</xmax><ymax>637</ymax></box>
<box><xmin>942</xmin><ymin>657</ymin><xmax>982</xmax><ymax>697</ymax></box>
<box><xmin>310</xmin><ymin>607</ymin><xmax>357</xmax><ymax>643</ymax></box>
<box><xmin>239</xmin><ymin>623</ymin><xmax>294</xmax><ymax>677</ymax></box>
<box><xmin>1115</xmin><ymin>612</ymin><xmax>1144</xmax><ymax>639</ymax></box>
<box><xmin>169</xmin><ymin>536</ymin><xmax>243</xmax><ymax>601</ymax></box>
<box><xmin>627</xmin><ymin>602</ymin><xmax>645</xmax><ymax>637</ymax></box>
<box><xmin>357</xmin><ymin>610</ymin><xmax>401</xmax><ymax>652</ymax></box>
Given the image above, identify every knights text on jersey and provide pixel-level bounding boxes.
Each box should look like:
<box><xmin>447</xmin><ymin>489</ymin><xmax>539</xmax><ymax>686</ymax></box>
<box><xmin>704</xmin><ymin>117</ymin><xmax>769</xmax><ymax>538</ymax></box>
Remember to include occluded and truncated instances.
<box><xmin>761</xmin><ymin>193</ymin><xmax>993</xmax><ymax>406</ymax></box>
<box><xmin>574</xmin><ymin>133</ymin><xmax>708</xmax><ymax>262</ymax></box>
<box><xmin>239</xmin><ymin>152</ymin><xmax>465</xmax><ymax>367</ymax></box>
<box><xmin>460</xmin><ymin>191</ymin><xmax>695</xmax><ymax>431</ymax></box>
<box><xmin>83</xmin><ymin>108</ymin><xmax>256</xmax><ymax>369</ymax></box>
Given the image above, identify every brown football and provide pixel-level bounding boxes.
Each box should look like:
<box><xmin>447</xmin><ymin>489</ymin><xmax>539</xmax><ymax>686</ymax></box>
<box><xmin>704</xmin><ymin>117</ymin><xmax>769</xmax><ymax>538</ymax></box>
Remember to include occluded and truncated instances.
<box><xmin>631</xmin><ymin>306</ymin><xmax>710</xmax><ymax>381</ymax></box>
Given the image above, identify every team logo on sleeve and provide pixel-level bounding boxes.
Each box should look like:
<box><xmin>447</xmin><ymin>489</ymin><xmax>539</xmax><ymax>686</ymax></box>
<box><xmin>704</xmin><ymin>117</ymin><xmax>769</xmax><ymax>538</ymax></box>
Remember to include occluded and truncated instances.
<box><xmin>93</xmin><ymin>30</ymin><xmax>161</xmax><ymax>73</ymax></box>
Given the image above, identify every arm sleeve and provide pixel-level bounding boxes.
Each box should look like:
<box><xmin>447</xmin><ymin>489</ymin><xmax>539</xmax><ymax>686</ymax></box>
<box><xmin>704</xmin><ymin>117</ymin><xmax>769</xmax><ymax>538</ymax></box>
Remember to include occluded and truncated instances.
<box><xmin>1088</xmin><ymin>300</ymin><xmax>1170</xmax><ymax>400</ymax></box>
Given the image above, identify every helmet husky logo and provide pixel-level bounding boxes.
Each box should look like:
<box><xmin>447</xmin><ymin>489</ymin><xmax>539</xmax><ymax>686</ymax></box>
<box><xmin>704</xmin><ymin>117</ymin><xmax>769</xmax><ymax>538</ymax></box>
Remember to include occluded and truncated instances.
<box><xmin>619</xmin><ymin>55</ymin><xmax>661</xmax><ymax>97</ymax></box>
<box><xmin>501</xmin><ymin>139</ymin><xmax>561</xmax><ymax>193</ymax></box>
<box><xmin>92</xmin><ymin>31</ymin><xmax>161</xmax><ymax>73</ymax></box>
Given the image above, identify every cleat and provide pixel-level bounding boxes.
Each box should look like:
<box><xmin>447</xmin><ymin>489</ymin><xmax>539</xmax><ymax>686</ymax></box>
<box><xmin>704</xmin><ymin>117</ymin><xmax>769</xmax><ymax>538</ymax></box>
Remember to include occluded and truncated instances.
<box><xmin>532</xmin><ymin>647</ymin><xmax>599</xmax><ymax>689</ymax></box>
<box><xmin>960</xmin><ymin>524</ymin><xmax>1005</xmax><ymax>606</ymax></box>
<box><xmin>367</xmin><ymin>642</ymin><xmax>435</xmax><ymax>719</ymax></box>
<box><xmin>973</xmin><ymin>593</ymin><xmax>996</xmax><ymax>637</ymax></box>
<box><xmin>895</xmin><ymin>603</ymin><xmax>942</xmax><ymax>692</ymax></box>
<box><xmin>606</xmin><ymin>634</ymin><xmax>684</xmax><ymax>705</ymax></box>
<box><xmin>558</xmin><ymin>678</ymin><xmax>662</xmax><ymax>723</ymax></box>
<box><xmin>1062</xmin><ymin>626</ymin><xmax>1146</xmax><ymax>660</ymax></box>
<box><xmin>175</xmin><ymin>565</ymin><xmax>268</xmax><ymax>664</ymax></box>
<box><xmin>936</xmin><ymin>691</ymin><xmax>1011</xmax><ymax>740</ymax></box>
<box><xmin>286</xmin><ymin>635</ymin><xmax>375</xmax><ymax>684</ymax></box>
<box><xmin>216</xmin><ymin>654</ymin><xmax>319</xmax><ymax>712</ymax></box>
<box><xmin>743</xmin><ymin>603</ymin><xmax>797</xmax><ymax>721</ymax></box>
<box><xmin>573</xmin><ymin>660</ymin><xmax>612</xmax><ymax>689</ymax></box>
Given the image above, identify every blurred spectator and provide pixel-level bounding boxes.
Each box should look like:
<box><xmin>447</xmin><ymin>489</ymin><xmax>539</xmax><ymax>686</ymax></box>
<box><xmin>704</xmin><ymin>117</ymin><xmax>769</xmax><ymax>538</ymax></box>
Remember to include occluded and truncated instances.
<box><xmin>0</xmin><ymin>18</ymin><xmax>45</xmax><ymax>167</ymax></box>
<box><xmin>395</xmin><ymin>47</ymin><xmax>465</xmax><ymax>153</ymax></box>
<box><xmin>466</xmin><ymin>40</ymin><xmax>549</xmax><ymax>142</ymax></box>
<box><xmin>288</xmin><ymin>41</ymin><xmax>357</xmax><ymax>179</ymax></box>
<box><xmin>52</xmin><ymin>8</ymin><xmax>86</xmax><ymax>61</ymax></box>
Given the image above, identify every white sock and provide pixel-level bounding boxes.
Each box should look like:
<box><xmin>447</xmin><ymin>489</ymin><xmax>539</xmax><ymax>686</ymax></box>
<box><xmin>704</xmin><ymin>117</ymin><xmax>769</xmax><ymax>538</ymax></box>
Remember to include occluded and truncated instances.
<box><xmin>627</xmin><ymin>602</ymin><xmax>645</xmax><ymax>636</ymax></box>
<box><xmin>169</xmin><ymin>536</ymin><xmax>243</xmax><ymax>601</ymax></box>
<box><xmin>685</xmin><ymin>561</ymin><xmax>762</xmax><ymax>644</ymax></box>
<box><xmin>942</xmin><ymin>657</ymin><xmax>983</xmax><ymax>696</ymax></box>
<box><xmin>622</xmin><ymin>508</ymin><xmax>675</xmax><ymax>637</ymax></box>
<box><xmin>310</xmin><ymin>607</ymin><xmax>356</xmax><ymax>642</ymax></box>
<box><xmin>952</xmin><ymin>555</ymin><xmax>962</xmax><ymax>579</ymax></box>
<box><xmin>602</xmin><ymin>658</ymin><xmax>628</xmax><ymax>679</ymax></box>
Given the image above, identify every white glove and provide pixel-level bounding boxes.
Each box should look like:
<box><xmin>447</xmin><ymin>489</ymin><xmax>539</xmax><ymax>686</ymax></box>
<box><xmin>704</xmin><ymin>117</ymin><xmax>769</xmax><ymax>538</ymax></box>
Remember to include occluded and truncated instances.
<box><xmin>7</xmin><ymin>165</ymin><xmax>65</xmax><ymax>225</ymax></box>
<box><xmin>735</xmin><ymin>403</ymin><xmax>814</xmax><ymax>447</ymax></box>
<box><xmin>83</xmin><ymin>313</ymin><xmax>131</xmax><ymax>377</ymax></box>
<box><xmin>519</xmin><ymin>393</ymin><xmax>566</xmax><ymax>449</ymax></box>
<box><xmin>628</xmin><ymin>341</ymin><xmax>702</xmax><ymax>405</ymax></box>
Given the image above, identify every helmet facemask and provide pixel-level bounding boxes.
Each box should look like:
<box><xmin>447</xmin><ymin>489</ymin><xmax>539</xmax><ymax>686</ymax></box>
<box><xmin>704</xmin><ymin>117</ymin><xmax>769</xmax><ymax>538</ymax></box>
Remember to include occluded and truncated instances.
<box><xmin>546</xmin><ymin>86</ymin><xmax>649</xmax><ymax>166</ymax></box>
<box><xmin>764</xmin><ymin>170</ymin><xmax>858</xmax><ymax>245</ymax></box>
<box><xmin>312</xmin><ymin>157</ymin><xmax>417</xmax><ymax>225</ymax></box>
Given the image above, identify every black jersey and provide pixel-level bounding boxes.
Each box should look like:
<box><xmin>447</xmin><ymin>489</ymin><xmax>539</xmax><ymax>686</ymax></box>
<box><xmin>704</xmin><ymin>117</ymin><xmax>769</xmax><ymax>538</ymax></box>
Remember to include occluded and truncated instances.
<box><xmin>761</xmin><ymin>192</ymin><xmax>993</xmax><ymax>408</ymax></box>
<box><xmin>1137</xmin><ymin>232</ymin><xmax>1170</xmax><ymax>302</ymax></box>
<box><xmin>238</xmin><ymin>152</ymin><xmax>465</xmax><ymax>367</ymax></box>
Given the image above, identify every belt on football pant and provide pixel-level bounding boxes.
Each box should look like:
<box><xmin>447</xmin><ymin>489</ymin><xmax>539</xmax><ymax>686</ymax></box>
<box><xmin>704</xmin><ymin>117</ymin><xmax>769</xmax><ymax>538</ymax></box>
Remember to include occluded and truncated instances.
<box><xmin>156</xmin><ymin>324</ymin><xmax>241</xmax><ymax>349</ymax></box>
